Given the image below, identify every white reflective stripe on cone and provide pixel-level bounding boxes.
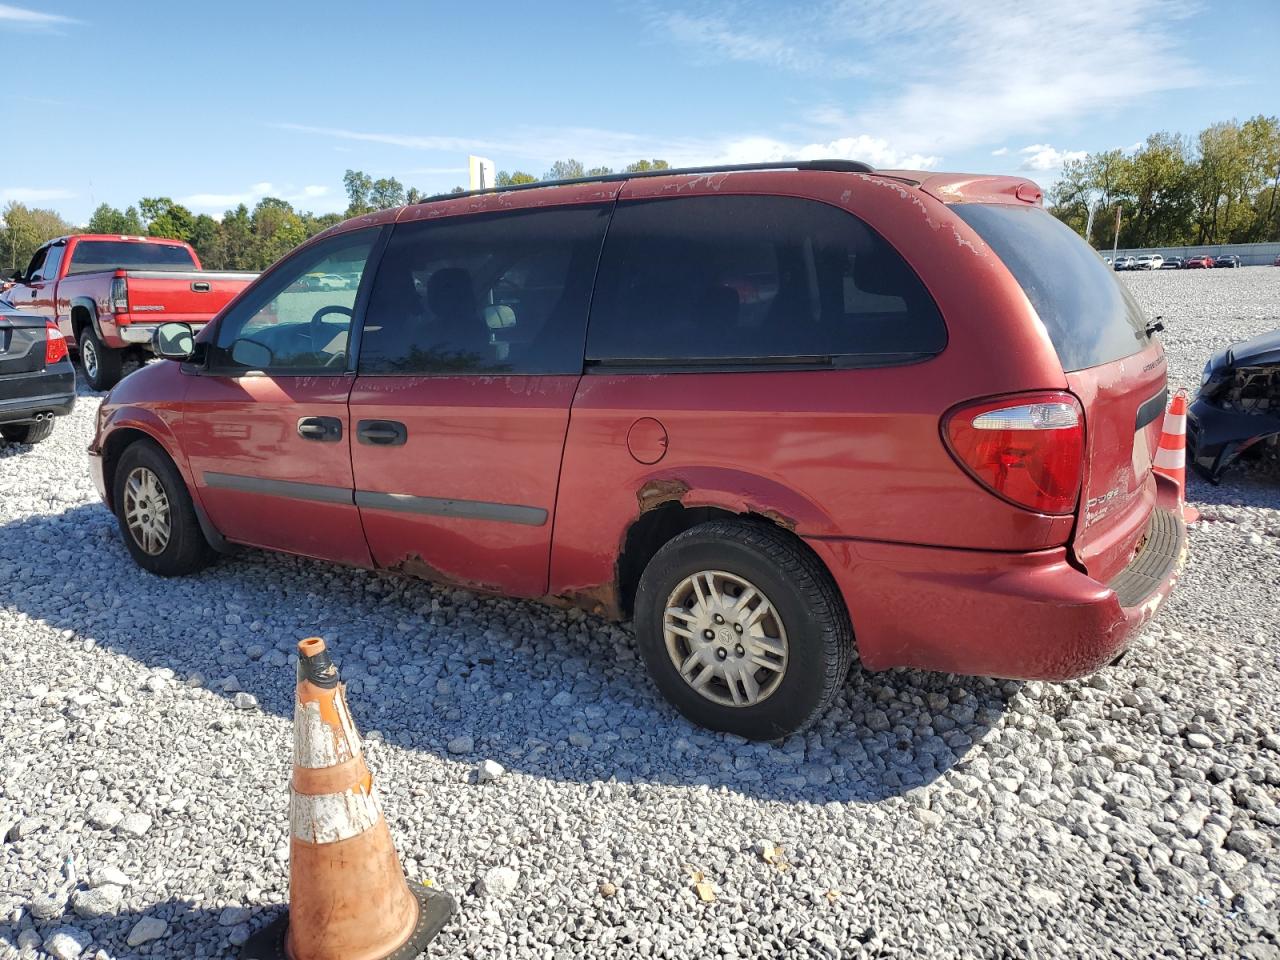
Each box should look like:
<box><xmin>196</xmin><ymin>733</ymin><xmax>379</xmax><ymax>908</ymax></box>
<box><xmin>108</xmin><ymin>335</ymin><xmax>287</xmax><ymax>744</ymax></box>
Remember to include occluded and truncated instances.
<box><xmin>1160</xmin><ymin>415</ymin><xmax>1186</xmax><ymax>436</ymax></box>
<box><xmin>294</xmin><ymin>700</ymin><xmax>362</xmax><ymax>768</ymax></box>
<box><xmin>291</xmin><ymin>787</ymin><xmax>382</xmax><ymax>844</ymax></box>
<box><xmin>1154</xmin><ymin>446</ymin><xmax>1185</xmax><ymax>469</ymax></box>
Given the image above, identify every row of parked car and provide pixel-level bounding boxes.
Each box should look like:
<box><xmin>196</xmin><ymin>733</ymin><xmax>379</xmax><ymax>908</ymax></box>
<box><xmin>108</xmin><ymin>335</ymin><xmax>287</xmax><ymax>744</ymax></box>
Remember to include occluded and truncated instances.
<box><xmin>1107</xmin><ymin>253</ymin><xmax>1243</xmax><ymax>270</ymax></box>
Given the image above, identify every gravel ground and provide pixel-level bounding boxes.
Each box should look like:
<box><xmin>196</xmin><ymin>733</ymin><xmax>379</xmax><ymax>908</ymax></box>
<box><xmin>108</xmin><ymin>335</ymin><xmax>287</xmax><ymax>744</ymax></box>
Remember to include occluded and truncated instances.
<box><xmin>2</xmin><ymin>269</ymin><xmax>1278</xmax><ymax>960</ymax></box>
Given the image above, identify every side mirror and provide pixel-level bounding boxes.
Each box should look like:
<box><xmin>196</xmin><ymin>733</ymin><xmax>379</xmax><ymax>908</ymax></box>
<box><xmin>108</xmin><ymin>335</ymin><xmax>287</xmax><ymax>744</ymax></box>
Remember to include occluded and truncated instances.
<box><xmin>153</xmin><ymin>322</ymin><xmax>196</xmax><ymax>360</ymax></box>
<box><xmin>230</xmin><ymin>338</ymin><xmax>273</xmax><ymax>370</ymax></box>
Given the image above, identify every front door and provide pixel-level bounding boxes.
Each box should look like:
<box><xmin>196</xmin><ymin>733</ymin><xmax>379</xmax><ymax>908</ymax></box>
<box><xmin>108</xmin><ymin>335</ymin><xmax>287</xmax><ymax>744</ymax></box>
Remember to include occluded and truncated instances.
<box><xmin>9</xmin><ymin>244</ymin><xmax>56</xmax><ymax>320</ymax></box>
<box><xmin>348</xmin><ymin>204</ymin><xmax>611</xmax><ymax>596</ymax></box>
<box><xmin>180</xmin><ymin>228</ymin><xmax>382</xmax><ymax>566</ymax></box>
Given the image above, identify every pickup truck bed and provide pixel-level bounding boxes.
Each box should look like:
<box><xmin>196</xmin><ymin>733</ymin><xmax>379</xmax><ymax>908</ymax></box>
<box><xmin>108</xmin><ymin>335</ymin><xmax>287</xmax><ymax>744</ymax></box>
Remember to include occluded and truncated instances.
<box><xmin>4</xmin><ymin>234</ymin><xmax>257</xmax><ymax>390</ymax></box>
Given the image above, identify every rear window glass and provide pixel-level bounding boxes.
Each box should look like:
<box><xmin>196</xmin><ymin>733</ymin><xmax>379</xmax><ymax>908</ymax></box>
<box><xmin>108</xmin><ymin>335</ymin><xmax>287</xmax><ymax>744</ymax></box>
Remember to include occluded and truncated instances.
<box><xmin>67</xmin><ymin>241</ymin><xmax>197</xmax><ymax>275</ymax></box>
<box><xmin>586</xmin><ymin>195</ymin><xmax>946</xmax><ymax>366</ymax></box>
<box><xmin>950</xmin><ymin>204</ymin><xmax>1147</xmax><ymax>371</ymax></box>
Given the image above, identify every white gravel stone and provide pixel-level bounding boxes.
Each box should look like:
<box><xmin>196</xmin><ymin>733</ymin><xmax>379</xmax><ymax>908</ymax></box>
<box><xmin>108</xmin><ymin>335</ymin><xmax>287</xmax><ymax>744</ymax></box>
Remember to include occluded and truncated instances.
<box><xmin>0</xmin><ymin>270</ymin><xmax>1276</xmax><ymax>958</ymax></box>
<box><xmin>476</xmin><ymin>759</ymin><xmax>505</xmax><ymax>782</ymax></box>
<box><xmin>478</xmin><ymin>866</ymin><xmax>520</xmax><ymax>897</ymax></box>
<box><xmin>115</xmin><ymin>813</ymin><xmax>152</xmax><ymax>837</ymax></box>
<box><xmin>234</xmin><ymin>692</ymin><xmax>259</xmax><ymax>710</ymax></box>
<box><xmin>126</xmin><ymin>917</ymin><xmax>167</xmax><ymax>946</ymax></box>
<box><xmin>71</xmin><ymin>885</ymin><xmax>122</xmax><ymax>919</ymax></box>
<box><xmin>43</xmin><ymin>927</ymin><xmax>90</xmax><ymax>960</ymax></box>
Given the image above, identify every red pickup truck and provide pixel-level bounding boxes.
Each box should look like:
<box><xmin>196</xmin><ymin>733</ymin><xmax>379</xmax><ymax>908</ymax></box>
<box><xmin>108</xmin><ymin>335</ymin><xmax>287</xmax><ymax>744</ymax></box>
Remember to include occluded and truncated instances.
<box><xmin>5</xmin><ymin>235</ymin><xmax>257</xmax><ymax>390</ymax></box>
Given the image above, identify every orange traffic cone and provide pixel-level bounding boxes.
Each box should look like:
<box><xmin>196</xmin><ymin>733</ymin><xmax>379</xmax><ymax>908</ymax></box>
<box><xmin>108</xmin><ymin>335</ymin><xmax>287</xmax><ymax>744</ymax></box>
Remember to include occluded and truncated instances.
<box><xmin>242</xmin><ymin>638</ymin><xmax>455</xmax><ymax>960</ymax></box>
<box><xmin>1152</xmin><ymin>391</ymin><xmax>1200</xmax><ymax>525</ymax></box>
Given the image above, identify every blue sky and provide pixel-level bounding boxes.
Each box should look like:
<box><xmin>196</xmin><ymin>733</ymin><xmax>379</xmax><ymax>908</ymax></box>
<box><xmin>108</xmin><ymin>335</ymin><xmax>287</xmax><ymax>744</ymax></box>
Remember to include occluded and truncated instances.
<box><xmin>2</xmin><ymin>0</ymin><xmax>1277</xmax><ymax>225</ymax></box>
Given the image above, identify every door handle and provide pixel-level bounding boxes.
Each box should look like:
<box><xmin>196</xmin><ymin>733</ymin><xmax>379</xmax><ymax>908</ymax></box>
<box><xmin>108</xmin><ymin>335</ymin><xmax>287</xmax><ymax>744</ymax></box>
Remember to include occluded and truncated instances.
<box><xmin>297</xmin><ymin>416</ymin><xmax>342</xmax><ymax>441</ymax></box>
<box><xmin>357</xmin><ymin>420</ymin><xmax>407</xmax><ymax>446</ymax></box>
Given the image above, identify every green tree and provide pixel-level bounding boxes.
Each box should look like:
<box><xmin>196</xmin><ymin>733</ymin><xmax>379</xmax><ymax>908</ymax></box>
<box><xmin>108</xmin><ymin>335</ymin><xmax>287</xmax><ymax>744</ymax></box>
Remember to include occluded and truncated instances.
<box><xmin>370</xmin><ymin>177</ymin><xmax>406</xmax><ymax>210</ymax></box>
<box><xmin>249</xmin><ymin>198</ymin><xmax>307</xmax><ymax>270</ymax></box>
<box><xmin>188</xmin><ymin>214</ymin><xmax>221</xmax><ymax>264</ymax></box>
<box><xmin>1</xmin><ymin>203</ymin><xmax>76</xmax><ymax>271</ymax></box>
<box><xmin>495</xmin><ymin>170</ymin><xmax>538</xmax><ymax>187</ymax></box>
<box><xmin>625</xmin><ymin>159</ymin><xmax>670</xmax><ymax>173</ymax></box>
<box><xmin>139</xmin><ymin>197</ymin><xmax>196</xmax><ymax>243</ymax></box>
<box><xmin>343</xmin><ymin>169</ymin><xmax>374</xmax><ymax>217</ymax></box>
<box><xmin>87</xmin><ymin>203</ymin><xmax>145</xmax><ymax>235</ymax></box>
<box><xmin>544</xmin><ymin>159</ymin><xmax>585</xmax><ymax>181</ymax></box>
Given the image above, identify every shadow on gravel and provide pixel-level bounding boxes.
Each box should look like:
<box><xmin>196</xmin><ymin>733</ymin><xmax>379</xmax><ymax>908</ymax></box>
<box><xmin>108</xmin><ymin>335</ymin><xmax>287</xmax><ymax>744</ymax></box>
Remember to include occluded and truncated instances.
<box><xmin>1186</xmin><ymin>457</ymin><xmax>1280</xmax><ymax>511</ymax></box>
<box><xmin>1</xmin><ymin>900</ymin><xmax>284</xmax><ymax>959</ymax></box>
<box><xmin>1</xmin><ymin>503</ymin><xmax>1011</xmax><ymax>804</ymax></box>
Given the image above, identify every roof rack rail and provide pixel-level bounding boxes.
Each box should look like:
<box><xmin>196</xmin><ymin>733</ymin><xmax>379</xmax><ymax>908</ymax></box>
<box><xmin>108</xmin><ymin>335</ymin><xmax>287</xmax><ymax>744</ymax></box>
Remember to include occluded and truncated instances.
<box><xmin>410</xmin><ymin>159</ymin><xmax>875</xmax><ymax>206</ymax></box>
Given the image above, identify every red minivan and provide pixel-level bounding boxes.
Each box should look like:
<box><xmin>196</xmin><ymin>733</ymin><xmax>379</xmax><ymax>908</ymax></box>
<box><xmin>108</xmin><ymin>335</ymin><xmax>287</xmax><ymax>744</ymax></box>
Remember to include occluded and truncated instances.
<box><xmin>89</xmin><ymin>161</ymin><xmax>1185</xmax><ymax>740</ymax></box>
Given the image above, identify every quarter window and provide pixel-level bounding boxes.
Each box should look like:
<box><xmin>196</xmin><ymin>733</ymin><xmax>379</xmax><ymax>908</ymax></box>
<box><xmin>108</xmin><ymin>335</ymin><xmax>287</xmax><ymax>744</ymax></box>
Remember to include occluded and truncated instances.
<box><xmin>210</xmin><ymin>230</ymin><xmax>377</xmax><ymax>373</ymax></box>
<box><xmin>358</xmin><ymin>206</ymin><xmax>611</xmax><ymax>375</ymax></box>
<box><xmin>585</xmin><ymin>195</ymin><xmax>945</xmax><ymax>366</ymax></box>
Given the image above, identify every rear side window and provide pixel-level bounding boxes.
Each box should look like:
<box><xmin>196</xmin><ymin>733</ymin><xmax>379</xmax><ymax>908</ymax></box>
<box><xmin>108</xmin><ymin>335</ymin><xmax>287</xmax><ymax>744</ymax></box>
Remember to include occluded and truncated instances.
<box><xmin>359</xmin><ymin>206</ymin><xmax>611</xmax><ymax>375</ymax></box>
<box><xmin>950</xmin><ymin>204</ymin><xmax>1147</xmax><ymax>371</ymax></box>
<box><xmin>67</xmin><ymin>241</ymin><xmax>197</xmax><ymax>275</ymax></box>
<box><xmin>586</xmin><ymin>195</ymin><xmax>945</xmax><ymax>366</ymax></box>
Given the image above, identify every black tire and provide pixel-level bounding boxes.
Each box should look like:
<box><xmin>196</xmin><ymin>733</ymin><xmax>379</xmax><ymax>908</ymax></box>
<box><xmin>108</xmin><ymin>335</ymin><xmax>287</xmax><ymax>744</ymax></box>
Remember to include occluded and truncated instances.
<box><xmin>0</xmin><ymin>419</ymin><xmax>55</xmax><ymax>444</ymax></box>
<box><xmin>634</xmin><ymin>519</ymin><xmax>854</xmax><ymax>741</ymax></box>
<box><xmin>79</xmin><ymin>322</ymin><xmax>123</xmax><ymax>391</ymax></box>
<box><xmin>112</xmin><ymin>439</ymin><xmax>213</xmax><ymax>576</ymax></box>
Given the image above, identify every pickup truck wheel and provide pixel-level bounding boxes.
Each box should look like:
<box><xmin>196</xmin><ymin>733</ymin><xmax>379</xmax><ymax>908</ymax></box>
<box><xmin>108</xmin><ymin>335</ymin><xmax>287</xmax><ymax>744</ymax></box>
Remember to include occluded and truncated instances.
<box><xmin>79</xmin><ymin>324</ymin><xmax>122</xmax><ymax>391</ymax></box>
<box><xmin>112</xmin><ymin>439</ymin><xmax>213</xmax><ymax>576</ymax></box>
<box><xmin>634</xmin><ymin>519</ymin><xmax>854</xmax><ymax>741</ymax></box>
<box><xmin>0</xmin><ymin>419</ymin><xmax>55</xmax><ymax>445</ymax></box>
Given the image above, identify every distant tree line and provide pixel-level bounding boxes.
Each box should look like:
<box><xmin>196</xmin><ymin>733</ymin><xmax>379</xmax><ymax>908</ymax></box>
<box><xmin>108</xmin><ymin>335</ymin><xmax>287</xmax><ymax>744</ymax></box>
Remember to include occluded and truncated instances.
<box><xmin>0</xmin><ymin>159</ymin><xmax>672</xmax><ymax>275</ymax></box>
<box><xmin>1050</xmin><ymin>115</ymin><xmax>1280</xmax><ymax>247</ymax></box>
<box><xmin>9</xmin><ymin>119</ymin><xmax>1272</xmax><ymax>278</ymax></box>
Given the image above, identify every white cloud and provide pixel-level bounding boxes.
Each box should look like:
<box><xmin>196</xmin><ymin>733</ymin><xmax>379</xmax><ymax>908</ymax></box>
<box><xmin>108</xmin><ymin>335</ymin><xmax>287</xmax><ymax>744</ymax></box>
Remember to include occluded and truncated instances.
<box><xmin>179</xmin><ymin>182</ymin><xmax>329</xmax><ymax>210</ymax></box>
<box><xmin>281</xmin><ymin>122</ymin><xmax>934</xmax><ymax>177</ymax></box>
<box><xmin>1017</xmin><ymin>144</ymin><xmax>1088</xmax><ymax>172</ymax></box>
<box><xmin>991</xmin><ymin>147</ymin><xmax>1009</xmax><ymax>157</ymax></box>
<box><xmin>654</xmin><ymin>11</ymin><xmax>865</xmax><ymax>77</ymax></box>
<box><xmin>652</xmin><ymin>0</ymin><xmax>1204</xmax><ymax>159</ymax></box>
<box><xmin>1</xmin><ymin>187</ymin><xmax>75</xmax><ymax>203</ymax></box>
<box><xmin>0</xmin><ymin>3</ymin><xmax>79</xmax><ymax>27</ymax></box>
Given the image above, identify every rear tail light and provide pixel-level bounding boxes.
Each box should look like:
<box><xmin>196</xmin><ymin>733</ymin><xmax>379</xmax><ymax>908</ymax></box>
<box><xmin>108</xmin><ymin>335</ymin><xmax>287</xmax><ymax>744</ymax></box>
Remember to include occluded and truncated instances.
<box><xmin>45</xmin><ymin>321</ymin><xmax>68</xmax><ymax>365</ymax></box>
<box><xmin>110</xmin><ymin>275</ymin><xmax>128</xmax><ymax>314</ymax></box>
<box><xmin>942</xmin><ymin>392</ymin><xmax>1084</xmax><ymax>515</ymax></box>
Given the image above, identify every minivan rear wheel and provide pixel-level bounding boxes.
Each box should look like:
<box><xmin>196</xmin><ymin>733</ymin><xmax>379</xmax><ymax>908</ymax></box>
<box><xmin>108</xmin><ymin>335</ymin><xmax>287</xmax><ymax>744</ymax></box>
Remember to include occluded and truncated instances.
<box><xmin>634</xmin><ymin>519</ymin><xmax>853</xmax><ymax>741</ymax></box>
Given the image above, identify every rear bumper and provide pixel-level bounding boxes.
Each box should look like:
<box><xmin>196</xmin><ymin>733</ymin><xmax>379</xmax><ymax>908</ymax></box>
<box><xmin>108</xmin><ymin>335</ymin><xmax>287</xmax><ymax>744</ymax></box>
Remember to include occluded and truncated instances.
<box><xmin>0</xmin><ymin>363</ymin><xmax>76</xmax><ymax>425</ymax></box>
<box><xmin>109</xmin><ymin>321</ymin><xmax>206</xmax><ymax>349</ymax></box>
<box><xmin>808</xmin><ymin>505</ymin><xmax>1185</xmax><ymax>682</ymax></box>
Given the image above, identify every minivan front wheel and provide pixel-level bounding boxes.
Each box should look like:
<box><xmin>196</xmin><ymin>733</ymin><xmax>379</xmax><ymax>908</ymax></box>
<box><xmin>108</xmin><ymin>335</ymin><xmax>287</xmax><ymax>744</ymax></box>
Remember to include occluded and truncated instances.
<box><xmin>634</xmin><ymin>520</ymin><xmax>853</xmax><ymax>741</ymax></box>
<box><xmin>112</xmin><ymin>439</ymin><xmax>213</xmax><ymax>576</ymax></box>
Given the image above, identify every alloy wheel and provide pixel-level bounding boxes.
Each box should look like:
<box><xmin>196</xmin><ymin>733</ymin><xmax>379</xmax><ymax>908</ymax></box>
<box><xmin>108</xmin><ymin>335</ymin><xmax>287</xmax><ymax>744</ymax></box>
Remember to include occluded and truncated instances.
<box><xmin>662</xmin><ymin>570</ymin><xmax>788</xmax><ymax>707</ymax></box>
<box><xmin>123</xmin><ymin>466</ymin><xmax>172</xmax><ymax>556</ymax></box>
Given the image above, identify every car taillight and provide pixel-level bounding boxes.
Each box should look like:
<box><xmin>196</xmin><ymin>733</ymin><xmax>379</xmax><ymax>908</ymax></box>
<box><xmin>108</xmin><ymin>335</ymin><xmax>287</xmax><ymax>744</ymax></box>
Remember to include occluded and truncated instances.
<box><xmin>110</xmin><ymin>275</ymin><xmax>128</xmax><ymax>314</ymax></box>
<box><xmin>45</xmin><ymin>320</ymin><xmax>68</xmax><ymax>365</ymax></box>
<box><xmin>942</xmin><ymin>392</ymin><xmax>1084</xmax><ymax>515</ymax></box>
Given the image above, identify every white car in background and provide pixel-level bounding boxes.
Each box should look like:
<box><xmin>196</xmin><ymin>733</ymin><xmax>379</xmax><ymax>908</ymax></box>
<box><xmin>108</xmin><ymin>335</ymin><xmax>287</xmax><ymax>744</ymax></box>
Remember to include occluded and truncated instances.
<box><xmin>1134</xmin><ymin>254</ymin><xmax>1164</xmax><ymax>270</ymax></box>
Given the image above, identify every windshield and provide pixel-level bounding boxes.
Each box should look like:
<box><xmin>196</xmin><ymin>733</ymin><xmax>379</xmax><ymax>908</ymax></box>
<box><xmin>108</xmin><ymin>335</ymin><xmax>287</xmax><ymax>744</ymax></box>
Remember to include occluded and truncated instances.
<box><xmin>951</xmin><ymin>203</ymin><xmax>1148</xmax><ymax>371</ymax></box>
<box><xmin>67</xmin><ymin>241</ymin><xmax>197</xmax><ymax>275</ymax></box>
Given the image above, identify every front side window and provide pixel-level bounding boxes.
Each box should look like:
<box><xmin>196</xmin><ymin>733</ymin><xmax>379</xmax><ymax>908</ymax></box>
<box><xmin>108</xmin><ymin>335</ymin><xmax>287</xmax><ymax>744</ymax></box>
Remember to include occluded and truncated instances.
<box><xmin>210</xmin><ymin>230</ymin><xmax>377</xmax><ymax>373</ymax></box>
<box><xmin>67</xmin><ymin>241</ymin><xmax>197</xmax><ymax>275</ymax></box>
<box><xmin>358</xmin><ymin>205</ymin><xmax>611</xmax><ymax>375</ymax></box>
<box><xmin>24</xmin><ymin>246</ymin><xmax>48</xmax><ymax>282</ymax></box>
<box><xmin>585</xmin><ymin>195</ymin><xmax>946</xmax><ymax>366</ymax></box>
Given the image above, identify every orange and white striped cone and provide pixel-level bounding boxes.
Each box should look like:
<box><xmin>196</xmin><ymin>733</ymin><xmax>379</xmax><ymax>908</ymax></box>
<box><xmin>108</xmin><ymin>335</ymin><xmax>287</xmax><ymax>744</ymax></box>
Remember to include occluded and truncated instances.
<box><xmin>242</xmin><ymin>638</ymin><xmax>455</xmax><ymax>960</ymax></box>
<box><xmin>1152</xmin><ymin>391</ymin><xmax>1200</xmax><ymax>525</ymax></box>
